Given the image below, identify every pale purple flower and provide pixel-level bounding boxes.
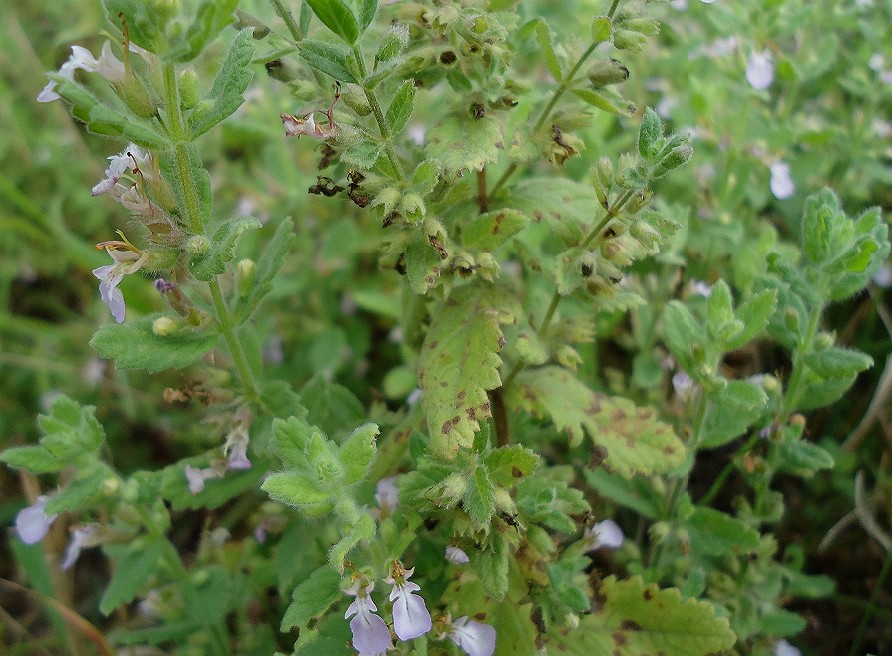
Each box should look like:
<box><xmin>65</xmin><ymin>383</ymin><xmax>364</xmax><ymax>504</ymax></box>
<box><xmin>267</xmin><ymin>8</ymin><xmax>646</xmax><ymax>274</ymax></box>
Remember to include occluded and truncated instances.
<box><xmin>868</xmin><ymin>54</ymin><xmax>885</xmax><ymax>72</ymax></box>
<box><xmin>184</xmin><ymin>465</ymin><xmax>219</xmax><ymax>494</ymax></box>
<box><xmin>61</xmin><ymin>526</ymin><xmax>98</xmax><ymax>570</ymax></box>
<box><xmin>446</xmin><ymin>546</ymin><xmax>470</xmax><ymax>564</ymax></box>
<box><xmin>375</xmin><ymin>477</ymin><xmax>399</xmax><ymax>515</ymax></box>
<box><xmin>449</xmin><ymin>616</ymin><xmax>496</xmax><ymax>656</ymax></box>
<box><xmin>774</xmin><ymin>639</ymin><xmax>801</xmax><ymax>656</ymax></box>
<box><xmin>406</xmin><ymin>388</ymin><xmax>422</xmax><ymax>407</ymax></box>
<box><xmin>408</xmin><ymin>124</ymin><xmax>426</xmax><ymax>146</ymax></box>
<box><xmin>15</xmin><ymin>496</ymin><xmax>58</xmax><ymax>544</ymax></box>
<box><xmin>689</xmin><ymin>280</ymin><xmax>713</xmax><ymax>297</ymax></box>
<box><xmin>656</xmin><ymin>95</ymin><xmax>678</xmax><ymax>119</ymax></box>
<box><xmin>872</xmin><ymin>264</ymin><xmax>891</xmax><ymax>289</ymax></box>
<box><xmin>746</xmin><ymin>50</ymin><xmax>774</xmax><ymax>90</ymax></box>
<box><xmin>345</xmin><ymin>580</ymin><xmax>392</xmax><ymax>656</ymax></box>
<box><xmin>92</xmin><ymin>143</ymin><xmax>150</xmax><ymax>196</ymax></box>
<box><xmin>672</xmin><ymin>371</ymin><xmax>694</xmax><ymax>399</ymax></box>
<box><xmin>692</xmin><ymin>36</ymin><xmax>738</xmax><ymax>60</ymax></box>
<box><xmin>386</xmin><ymin>566</ymin><xmax>432</xmax><ymax>640</ymax></box>
<box><xmin>872</xmin><ymin>119</ymin><xmax>892</xmax><ymax>139</ymax></box>
<box><xmin>769</xmin><ymin>161</ymin><xmax>795</xmax><ymax>200</ymax></box>
<box><xmin>37</xmin><ymin>42</ymin><xmax>126</xmax><ymax>103</ymax></box>
<box><xmin>583</xmin><ymin>519</ymin><xmax>625</xmax><ymax>551</ymax></box>
<box><xmin>92</xmin><ymin>247</ymin><xmax>148</xmax><ymax>323</ymax></box>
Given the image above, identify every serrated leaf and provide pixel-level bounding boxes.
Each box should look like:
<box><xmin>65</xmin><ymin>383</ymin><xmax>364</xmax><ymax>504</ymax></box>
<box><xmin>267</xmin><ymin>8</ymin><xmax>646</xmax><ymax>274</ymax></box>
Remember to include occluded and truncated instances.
<box><xmin>462</xmin><ymin>209</ymin><xmax>530</xmax><ymax>251</ymax></box>
<box><xmin>485</xmin><ymin>446</ymin><xmax>539</xmax><ymax>487</ymax></box>
<box><xmin>472</xmin><ymin>530</ymin><xmax>509</xmax><ymax>599</ymax></box>
<box><xmin>725</xmin><ymin>288</ymin><xmax>777</xmax><ymax>350</ymax></box>
<box><xmin>306</xmin><ymin>0</ymin><xmax>360</xmax><ymax>44</ymax></box>
<box><xmin>298</xmin><ymin>40</ymin><xmax>358</xmax><ymax>82</ymax></box>
<box><xmin>45</xmin><ymin>466</ymin><xmax>109</xmax><ymax>514</ymax></box>
<box><xmin>190</xmin><ymin>29</ymin><xmax>255</xmax><ymax>138</ymax></box>
<box><xmin>686</xmin><ymin>506</ymin><xmax>760</xmax><ymax>556</ymax></box>
<box><xmin>190</xmin><ymin>216</ymin><xmax>262</xmax><ymax>281</ymax></box>
<box><xmin>464</xmin><ymin>466</ymin><xmax>496</xmax><ymax>524</ymax></box>
<box><xmin>426</xmin><ymin>114</ymin><xmax>502</xmax><ymax>174</ymax></box>
<box><xmin>262</xmin><ymin>472</ymin><xmax>331</xmax><ymax>508</ymax></box>
<box><xmin>36</xmin><ymin>396</ymin><xmax>105</xmax><ymax>457</ymax></box>
<box><xmin>544</xmin><ymin>576</ymin><xmax>736</xmax><ymax>655</ymax></box>
<box><xmin>340</xmin><ymin>423</ymin><xmax>379</xmax><ymax>484</ymax></box>
<box><xmin>385</xmin><ymin>80</ymin><xmax>416</xmax><ymax>135</ymax></box>
<box><xmin>100</xmin><ymin>539</ymin><xmax>165</xmax><ymax>615</ymax></box>
<box><xmin>534</xmin><ymin>20</ymin><xmax>562</xmax><ymax>80</ymax></box>
<box><xmin>508</xmin><ymin>367</ymin><xmax>685</xmax><ymax>476</ymax></box>
<box><xmin>506</xmin><ymin>177</ymin><xmax>596</xmax><ymax>244</ymax></box>
<box><xmin>281</xmin><ymin>566</ymin><xmax>342</xmax><ymax>631</ymax></box>
<box><xmin>419</xmin><ymin>289</ymin><xmax>510</xmax><ymax>459</ymax></box>
<box><xmin>91</xmin><ymin>315</ymin><xmax>219</xmax><ymax>373</ymax></box>
<box><xmin>662</xmin><ymin>300</ymin><xmax>703</xmax><ymax>374</ymax></box>
<box><xmin>701</xmin><ymin>380</ymin><xmax>767</xmax><ymax>449</ymax></box>
<box><xmin>405</xmin><ymin>233</ymin><xmax>445</xmax><ymax>294</ymax></box>
<box><xmin>298</xmin><ymin>375</ymin><xmax>365</xmax><ymax>438</ymax></box>
<box><xmin>411</xmin><ymin>160</ymin><xmax>439</xmax><ymax>196</ymax></box>
<box><xmin>272</xmin><ymin>416</ymin><xmax>323</xmax><ymax>470</ymax></box>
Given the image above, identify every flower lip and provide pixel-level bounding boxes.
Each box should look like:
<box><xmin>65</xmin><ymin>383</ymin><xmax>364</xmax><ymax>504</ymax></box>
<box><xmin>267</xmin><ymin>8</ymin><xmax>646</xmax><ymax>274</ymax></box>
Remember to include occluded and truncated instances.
<box><xmin>583</xmin><ymin>519</ymin><xmax>625</xmax><ymax>551</ymax></box>
<box><xmin>449</xmin><ymin>616</ymin><xmax>497</xmax><ymax>656</ymax></box>
<box><xmin>386</xmin><ymin>564</ymin><xmax>432</xmax><ymax>640</ymax></box>
<box><xmin>15</xmin><ymin>496</ymin><xmax>59</xmax><ymax>545</ymax></box>
<box><xmin>344</xmin><ymin>580</ymin><xmax>393</xmax><ymax>655</ymax></box>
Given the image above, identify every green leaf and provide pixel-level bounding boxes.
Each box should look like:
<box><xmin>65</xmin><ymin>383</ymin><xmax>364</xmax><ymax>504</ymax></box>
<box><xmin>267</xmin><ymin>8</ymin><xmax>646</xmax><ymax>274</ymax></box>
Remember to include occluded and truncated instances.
<box><xmin>534</xmin><ymin>20</ymin><xmax>562</xmax><ymax>80</ymax></box>
<box><xmin>298</xmin><ymin>40</ymin><xmax>358</xmax><ymax>83</ymax></box>
<box><xmin>464</xmin><ymin>466</ymin><xmax>496</xmax><ymax>524</ymax></box>
<box><xmin>701</xmin><ymin>380</ymin><xmax>767</xmax><ymax>449</ymax></box>
<box><xmin>0</xmin><ymin>446</ymin><xmax>65</xmax><ymax>474</ymax></box>
<box><xmin>45</xmin><ymin>466</ymin><xmax>109</xmax><ymax>514</ymax></box>
<box><xmin>775</xmin><ymin>439</ymin><xmax>835</xmax><ymax>476</ymax></box>
<box><xmin>491</xmin><ymin>602</ymin><xmax>538</xmax><ymax>656</ymax></box>
<box><xmin>103</xmin><ymin>0</ymin><xmax>170</xmax><ymax>54</ymax></box>
<box><xmin>100</xmin><ymin>539</ymin><xmax>166</xmax><ymax>615</ymax></box>
<box><xmin>662</xmin><ymin>300</ymin><xmax>703</xmax><ymax>374</ymax></box>
<box><xmin>298</xmin><ymin>375</ymin><xmax>365</xmax><ymax>437</ymax></box>
<box><xmin>163</xmin><ymin>465</ymin><xmax>264</xmax><ymax>511</ymax></box>
<box><xmin>508</xmin><ymin>367</ymin><xmax>685</xmax><ymax>476</ymax></box>
<box><xmin>182</xmin><ymin>566</ymin><xmax>231</xmax><ymax>624</ymax></box>
<box><xmin>517</xmin><ymin>472</ymin><xmax>589</xmax><ymax>534</ymax></box>
<box><xmin>405</xmin><ymin>234</ymin><xmax>445</xmax><ymax>294</ymax></box>
<box><xmin>472</xmin><ymin>530</ymin><xmax>509</xmax><ymax>599</ymax></box>
<box><xmin>281</xmin><ymin>566</ymin><xmax>342</xmax><ymax>631</ymax></box>
<box><xmin>543</xmin><ymin>576</ymin><xmax>736</xmax><ymax>655</ymax></box>
<box><xmin>591</xmin><ymin>16</ymin><xmax>611</xmax><ymax>43</ymax></box>
<box><xmin>240</xmin><ymin>218</ymin><xmax>296</xmax><ymax>321</ymax></box>
<box><xmin>705</xmin><ymin>279</ymin><xmax>734</xmax><ymax>330</ymax></box>
<box><xmin>725</xmin><ymin>288</ymin><xmax>777</xmax><ymax>350</ymax></box>
<box><xmin>638</xmin><ymin>107</ymin><xmax>663</xmax><ymax>160</ymax></box>
<box><xmin>582</xmin><ymin>469</ymin><xmax>660</xmax><ymax>519</ymax></box>
<box><xmin>272</xmin><ymin>416</ymin><xmax>323</xmax><ymax>469</ymax></box>
<box><xmin>484</xmin><ymin>446</ymin><xmax>539</xmax><ymax>487</ymax></box>
<box><xmin>571</xmin><ymin>88</ymin><xmax>628</xmax><ymax>115</ymax></box>
<box><xmin>686</xmin><ymin>507</ymin><xmax>760</xmax><ymax>557</ymax></box>
<box><xmin>305</xmin><ymin>0</ymin><xmax>360</xmax><ymax>44</ymax></box>
<box><xmin>33</xmin><ymin>396</ymin><xmax>105</xmax><ymax>461</ymax></box>
<box><xmin>462</xmin><ymin>209</ymin><xmax>530</xmax><ymax>251</ymax></box>
<box><xmin>171</xmin><ymin>0</ymin><xmax>240</xmax><ymax>62</ymax></box>
<box><xmin>419</xmin><ymin>288</ymin><xmax>510</xmax><ymax>458</ymax></box>
<box><xmin>426</xmin><ymin>114</ymin><xmax>502</xmax><ymax>174</ymax></box>
<box><xmin>262</xmin><ymin>472</ymin><xmax>332</xmax><ymax>512</ymax></box>
<box><xmin>759</xmin><ymin>609</ymin><xmax>806</xmax><ymax>637</ymax></box>
<box><xmin>190</xmin><ymin>29</ymin><xmax>256</xmax><ymax>138</ymax></box>
<box><xmin>507</xmin><ymin>177</ymin><xmax>596</xmax><ymax>244</ymax></box>
<box><xmin>90</xmin><ymin>315</ymin><xmax>219</xmax><ymax>373</ymax></box>
<box><xmin>355</xmin><ymin>0</ymin><xmax>378</xmax><ymax>32</ymax></box>
<box><xmin>190</xmin><ymin>216</ymin><xmax>262</xmax><ymax>281</ymax></box>
<box><xmin>411</xmin><ymin>160</ymin><xmax>440</xmax><ymax>196</ymax></box>
<box><xmin>385</xmin><ymin>80</ymin><xmax>416</xmax><ymax>135</ymax></box>
<box><xmin>339</xmin><ymin>423</ymin><xmax>379</xmax><ymax>484</ymax></box>
<box><xmin>803</xmin><ymin>347</ymin><xmax>873</xmax><ymax>378</ymax></box>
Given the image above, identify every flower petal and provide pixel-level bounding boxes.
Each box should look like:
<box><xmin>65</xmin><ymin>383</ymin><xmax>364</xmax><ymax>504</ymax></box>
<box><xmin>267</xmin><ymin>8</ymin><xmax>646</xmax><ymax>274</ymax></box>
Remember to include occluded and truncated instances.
<box><xmin>392</xmin><ymin>588</ymin><xmax>431</xmax><ymax>640</ymax></box>
<box><xmin>349</xmin><ymin>608</ymin><xmax>392</xmax><ymax>655</ymax></box>
<box><xmin>451</xmin><ymin>616</ymin><xmax>496</xmax><ymax>656</ymax></box>
<box><xmin>15</xmin><ymin>496</ymin><xmax>58</xmax><ymax>545</ymax></box>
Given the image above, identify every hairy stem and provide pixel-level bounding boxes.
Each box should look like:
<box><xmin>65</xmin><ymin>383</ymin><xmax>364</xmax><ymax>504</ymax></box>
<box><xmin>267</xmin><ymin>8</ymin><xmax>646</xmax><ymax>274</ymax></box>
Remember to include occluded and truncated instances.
<box><xmin>270</xmin><ymin>0</ymin><xmax>302</xmax><ymax>42</ymax></box>
<box><xmin>352</xmin><ymin>45</ymin><xmax>406</xmax><ymax>179</ymax></box>
<box><xmin>162</xmin><ymin>63</ymin><xmax>260</xmax><ymax>405</ymax></box>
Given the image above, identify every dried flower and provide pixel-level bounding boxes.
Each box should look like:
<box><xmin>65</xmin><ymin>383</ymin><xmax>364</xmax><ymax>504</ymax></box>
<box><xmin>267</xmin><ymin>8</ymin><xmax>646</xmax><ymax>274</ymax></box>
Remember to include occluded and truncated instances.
<box><xmin>92</xmin><ymin>143</ymin><xmax>151</xmax><ymax>196</ymax></box>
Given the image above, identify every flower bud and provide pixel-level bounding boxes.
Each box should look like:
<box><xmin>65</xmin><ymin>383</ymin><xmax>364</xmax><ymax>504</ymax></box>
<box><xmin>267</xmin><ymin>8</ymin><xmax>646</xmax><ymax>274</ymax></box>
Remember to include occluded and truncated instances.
<box><xmin>651</xmin><ymin>144</ymin><xmax>693</xmax><ymax>178</ymax></box>
<box><xmin>152</xmin><ymin>316</ymin><xmax>177</xmax><ymax>336</ymax></box>
<box><xmin>116</xmin><ymin>76</ymin><xmax>156</xmax><ymax>118</ymax></box>
<box><xmin>237</xmin><ymin>258</ymin><xmax>256</xmax><ymax>297</ymax></box>
<box><xmin>179</xmin><ymin>69</ymin><xmax>199</xmax><ymax>109</ymax></box>
<box><xmin>783</xmin><ymin>307</ymin><xmax>801</xmax><ymax>333</ymax></box>
<box><xmin>813</xmin><ymin>331</ymin><xmax>834</xmax><ymax>349</ymax></box>
<box><xmin>186</xmin><ymin>235</ymin><xmax>210</xmax><ymax>255</ymax></box>
<box><xmin>587</xmin><ymin>58</ymin><xmax>630</xmax><ymax>87</ymax></box>
<box><xmin>399</xmin><ymin>192</ymin><xmax>426</xmax><ymax>221</ymax></box>
<box><xmin>234</xmin><ymin>10</ymin><xmax>271</xmax><ymax>39</ymax></box>
<box><xmin>341</xmin><ymin>86</ymin><xmax>373</xmax><ymax>116</ymax></box>
<box><xmin>623</xmin><ymin>17</ymin><xmax>660</xmax><ymax>36</ymax></box>
<box><xmin>613</xmin><ymin>28</ymin><xmax>648</xmax><ymax>52</ymax></box>
<box><xmin>441</xmin><ymin>473</ymin><xmax>467</xmax><ymax>504</ymax></box>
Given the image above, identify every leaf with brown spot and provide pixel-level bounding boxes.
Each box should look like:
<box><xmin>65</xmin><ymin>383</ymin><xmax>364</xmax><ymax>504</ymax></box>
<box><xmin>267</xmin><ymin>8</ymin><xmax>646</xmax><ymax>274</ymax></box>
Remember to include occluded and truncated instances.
<box><xmin>506</xmin><ymin>367</ymin><xmax>685</xmax><ymax>477</ymax></box>
<box><xmin>462</xmin><ymin>208</ymin><xmax>530</xmax><ymax>251</ymax></box>
<box><xmin>419</xmin><ymin>287</ymin><xmax>512</xmax><ymax>459</ymax></box>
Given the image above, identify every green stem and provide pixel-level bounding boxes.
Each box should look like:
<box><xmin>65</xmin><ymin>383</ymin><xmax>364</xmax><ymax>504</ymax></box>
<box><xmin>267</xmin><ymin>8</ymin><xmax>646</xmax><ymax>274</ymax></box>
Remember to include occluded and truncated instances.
<box><xmin>849</xmin><ymin>543</ymin><xmax>892</xmax><ymax>656</ymax></box>
<box><xmin>782</xmin><ymin>306</ymin><xmax>822</xmax><ymax>415</ymax></box>
<box><xmin>270</xmin><ymin>0</ymin><xmax>302</xmax><ymax>42</ymax></box>
<box><xmin>698</xmin><ymin>434</ymin><xmax>759</xmax><ymax>506</ymax></box>
<box><xmin>352</xmin><ymin>45</ymin><xmax>405</xmax><ymax>178</ymax></box>
<box><xmin>162</xmin><ymin>63</ymin><xmax>260</xmax><ymax>405</ymax></box>
<box><xmin>607</xmin><ymin>0</ymin><xmax>623</xmax><ymax>18</ymax></box>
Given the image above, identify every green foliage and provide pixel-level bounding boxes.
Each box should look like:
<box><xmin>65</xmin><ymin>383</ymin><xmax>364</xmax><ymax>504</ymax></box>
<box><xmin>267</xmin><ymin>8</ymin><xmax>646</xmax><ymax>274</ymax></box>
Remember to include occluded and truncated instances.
<box><xmin>190</xmin><ymin>28</ymin><xmax>256</xmax><ymax>138</ymax></box>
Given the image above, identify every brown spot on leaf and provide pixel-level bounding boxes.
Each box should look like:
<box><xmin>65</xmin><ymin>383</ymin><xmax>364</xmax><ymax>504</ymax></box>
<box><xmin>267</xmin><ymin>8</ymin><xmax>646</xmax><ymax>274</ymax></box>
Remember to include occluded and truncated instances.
<box><xmin>619</xmin><ymin>620</ymin><xmax>642</xmax><ymax>631</ymax></box>
<box><xmin>643</xmin><ymin>587</ymin><xmax>653</xmax><ymax>601</ymax></box>
<box><xmin>457</xmin><ymin>390</ymin><xmax>466</xmax><ymax>400</ymax></box>
<box><xmin>442</xmin><ymin>421</ymin><xmax>453</xmax><ymax>434</ymax></box>
<box><xmin>613</xmin><ymin>632</ymin><xmax>628</xmax><ymax>646</ymax></box>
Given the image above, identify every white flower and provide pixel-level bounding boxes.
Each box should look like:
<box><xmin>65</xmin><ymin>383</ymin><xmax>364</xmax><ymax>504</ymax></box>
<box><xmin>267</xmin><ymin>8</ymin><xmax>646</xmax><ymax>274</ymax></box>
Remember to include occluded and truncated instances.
<box><xmin>92</xmin><ymin>246</ymin><xmax>148</xmax><ymax>323</ymax></box>
<box><xmin>656</xmin><ymin>95</ymin><xmax>678</xmax><ymax>119</ymax></box>
<box><xmin>670</xmin><ymin>0</ymin><xmax>687</xmax><ymax>10</ymax></box>
<box><xmin>689</xmin><ymin>280</ymin><xmax>713</xmax><ymax>297</ymax></box>
<box><xmin>449</xmin><ymin>616</ymin><xmax>496</xmax><ymax>656</ymax></box>
<box><xmin>92</xmin><ymin>143</ymin><xmax>150</xmax><ymax>196</ymax></box>
<box><xmin>345</xmin><ymin>580</ymin><xmax>392</xmax><ymax>656</ymax></box>
<box><xmin>386</xmin><ymin>566</ymin><xmax>432</xmax><ymax>640</ymax></box>
<box><xmin>583</xmin><ymin>519</ymin><xmax>625</xmax><ymax>551</ymax></box>
<box><xmin>61</xmin><ymin>526</ymin><xmax>98</xmax><ymax>571</ymax></box>
<box><xmin>446</xmin><ymin>545</ymin><xmax>470</xmax><ymax>564</ymax></box>
<box><xmin>281</xmin><ymin>111</ymin><xmax>338</xmax><ymax>139</ymax></box>
<box><xmin>868</xmin><ymin>54</ymin><xmax>885</xmax><ymax>72</ymax></box>
<box><xmin>375</xmin><ymin>476</ymin><xmax>399</xmax><ymax>515</ymax></box>
<box><xmin>746</xmin><ymin>50</ymin><xmax>774</xmax><ymax>90</ymax></box>
<box><xmin>872</xmin><ymin>264</ymin><xmax>891</xmax><ymax>289</ymax></box>
<box><xmin>872</xmin><ymin>118</ymin><xmax>892</xmax><ymax>139</ymax></box>
<box><xmin>672</xmin><ymin>371</ymin><xmax>694</xmax><ymax>399</ymax></box>
<box><xmin>769</xmin><ymin>161</ymin><xmax>795</xmax><ymax>200</ymax></box>
<box><xmin>15</xmin><ymin>496</ymin><xmax>58</xmax><ymax>544</ymax></box>
<box><xmin>693</xmin><ymin>36</ymin><xmax>738</xmax><ymax>60</ymax></box>
<box><xmin>774</xmin><ymin>639</ymin><xmax>801</xmax><ymax>656</ymax></box>
<box><xmin>37</xmin><ymin>42</ymin><xmax>126</xmax><ymax>103</ymax></box>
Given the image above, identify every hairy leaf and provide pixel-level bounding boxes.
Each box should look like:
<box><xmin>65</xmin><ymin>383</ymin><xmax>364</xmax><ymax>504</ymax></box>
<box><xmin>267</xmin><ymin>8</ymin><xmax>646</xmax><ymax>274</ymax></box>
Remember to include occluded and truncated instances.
<box><xmin>190</xmin><ymin>216</ymin><xmax>262</xmax><ymax>281</ymax></box>
<box><xmin>462</xmin><ymin>209</ymin><xmax>530</xmax><ymax>251</ymax></box>
<box><xmin>190</xmin><ymin>29</ymin><xmax>255</xmax><ymax>138</ymax></box>
<box><xmin>427</xmin><ymin>114</ymin><xmax>502</xmax><ymax>174</ymax></box>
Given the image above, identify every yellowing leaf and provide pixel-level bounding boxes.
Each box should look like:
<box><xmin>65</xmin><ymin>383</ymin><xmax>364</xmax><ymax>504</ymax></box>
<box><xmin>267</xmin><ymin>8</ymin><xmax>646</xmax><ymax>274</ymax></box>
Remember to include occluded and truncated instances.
<box><xmin>507</xmin><ymin>367</ymin><xmax>684</xmax><ymax>477</ymax></box>
<box><xmin>543</xmin><ymin>576</ymin><xmax>736</xmax><ymax>656</ymax></box>
<box><xmin>419</xmin><ymin>288</ymin><xmax>511</xmax><ymax>458</ymax></box>
<box><xmin>427</xmin><ymin>114</ymin><xmax>503</xmax><ymax>174</ymax></box>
